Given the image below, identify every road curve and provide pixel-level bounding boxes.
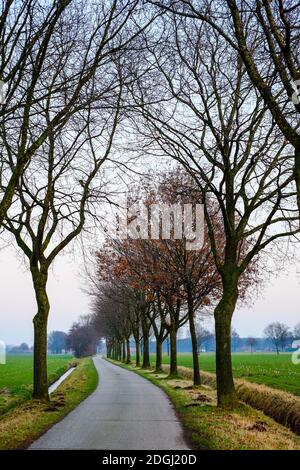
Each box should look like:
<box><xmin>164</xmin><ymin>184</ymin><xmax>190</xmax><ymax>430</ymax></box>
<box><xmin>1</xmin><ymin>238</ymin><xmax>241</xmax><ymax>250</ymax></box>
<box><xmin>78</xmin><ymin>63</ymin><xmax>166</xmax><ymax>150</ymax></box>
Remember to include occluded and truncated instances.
<box><xmin>29</xmin><ymin>356</ymin><xmax>189</xmax><ymax>450</ymax></box>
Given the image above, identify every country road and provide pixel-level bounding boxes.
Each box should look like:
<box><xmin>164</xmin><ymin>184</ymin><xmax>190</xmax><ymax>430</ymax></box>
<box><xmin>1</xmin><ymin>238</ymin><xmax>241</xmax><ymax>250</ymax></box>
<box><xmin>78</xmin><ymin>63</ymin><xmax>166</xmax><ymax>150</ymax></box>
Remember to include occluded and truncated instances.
<box><xmin>29</xmin><ymin>356</ymin><xmax>189</xmax><ymax>450</ymax></box>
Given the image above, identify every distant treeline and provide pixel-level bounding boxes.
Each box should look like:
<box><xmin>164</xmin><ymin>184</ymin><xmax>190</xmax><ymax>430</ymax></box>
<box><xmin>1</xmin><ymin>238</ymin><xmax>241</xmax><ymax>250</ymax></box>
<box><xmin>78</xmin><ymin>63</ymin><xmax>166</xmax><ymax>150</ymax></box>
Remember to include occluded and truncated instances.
<box><xmin>143</xmin><ymin>336</ymin><xmax>296</xmax><ymax>354</ymax></box>
<box><xmin>6</xmin><ymin>343</ymin><xmax>33</xmax><ymax>354</ymax></box>
<box><xmin>7</xmin><ymin>329</ymin><xmax>298</xmax><ymax>356</ymax></box>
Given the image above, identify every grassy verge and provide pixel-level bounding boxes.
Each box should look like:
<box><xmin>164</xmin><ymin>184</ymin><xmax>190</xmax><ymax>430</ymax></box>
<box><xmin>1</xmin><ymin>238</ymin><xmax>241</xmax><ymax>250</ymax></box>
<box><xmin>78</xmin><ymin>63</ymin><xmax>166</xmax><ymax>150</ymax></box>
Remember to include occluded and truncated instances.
<box><xmin>0</xmin><ymin>357</ymin><xmax>98</xmax><ymax>449</ymax></box>
<box><xmin>107</xmin><ymin>359</ymin><xmax>300</xmax><ymax>450</ymax></box>
<box><xmin>161</xmin><ymin>364</ymin><xmax>300</xmax><ymax>436</ymax></box>
<box><xmin>0</xmin><ymin>354</ymin><xmax>75</xmax><ymax>416</ymax></box>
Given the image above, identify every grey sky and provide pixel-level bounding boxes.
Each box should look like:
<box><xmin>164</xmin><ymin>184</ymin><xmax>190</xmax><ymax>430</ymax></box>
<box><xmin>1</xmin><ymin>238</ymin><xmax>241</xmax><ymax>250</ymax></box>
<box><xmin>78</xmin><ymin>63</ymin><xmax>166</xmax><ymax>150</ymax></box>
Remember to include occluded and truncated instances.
<box><xmin>1</xmin><ymin>247</ymin><xmax>89</xmax><ymax>346</ymax></box>
<box><xmin>1</xmin><ymin>244</ymin><xmax>299</xmax><ymax>346</ymax></box>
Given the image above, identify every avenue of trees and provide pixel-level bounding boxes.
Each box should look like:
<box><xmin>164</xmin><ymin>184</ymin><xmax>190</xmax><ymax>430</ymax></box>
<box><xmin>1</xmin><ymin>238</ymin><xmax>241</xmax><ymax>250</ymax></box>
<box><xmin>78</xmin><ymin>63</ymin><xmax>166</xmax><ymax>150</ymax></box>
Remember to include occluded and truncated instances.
<box><xmin>1</xmin><ymin>1</ymin><xmax>299</xmax><ymax>408</ymax></box>
<box><xmin>90</xmin><ymin>171</ymin><xmax>285</xmax><ymax>392</ymax></box>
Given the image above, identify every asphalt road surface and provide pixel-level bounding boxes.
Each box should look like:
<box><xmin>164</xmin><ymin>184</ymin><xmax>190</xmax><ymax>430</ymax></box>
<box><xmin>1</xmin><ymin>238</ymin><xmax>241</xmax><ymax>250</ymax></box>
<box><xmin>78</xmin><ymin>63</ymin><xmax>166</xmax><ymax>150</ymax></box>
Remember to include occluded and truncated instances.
<box><xmin>30</xmin><ymin>356</ymin><xmax>189</xmax><ymax>450</ymax></box>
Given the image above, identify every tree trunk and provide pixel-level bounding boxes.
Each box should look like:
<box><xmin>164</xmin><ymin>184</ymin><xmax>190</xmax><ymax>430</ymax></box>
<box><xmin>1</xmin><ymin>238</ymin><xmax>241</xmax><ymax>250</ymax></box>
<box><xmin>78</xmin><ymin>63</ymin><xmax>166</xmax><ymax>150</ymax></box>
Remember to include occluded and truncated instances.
<box><xmin>214</xmin><ymin>284</ymin><xmax>238</xmax><ymax>407</ymax></box>
<box><xmin>107</xmin><ymin>340</ymin><xmax>112</xmax><ymax>358</ymax></box>
<box><xmin>155</xmin><ymin>338</ymin><xmax>163</xmax><ymax>373</ymax></box>
<box><xmin>32</xmin><ymin>269</ymin><xmax>50</xmax><ymax>400</ymax></box>
<box><xmin>141</xmin><ymin>317</ymin><xmax>151</xmax><ymax>369</ymax></box>
<box><xmin>142</xmin><ymin>332</ymin><xmax>150</xmax><ymax>368</ymax></box>
<box><xmin>188</xmin><ymin>303</ymin><xmax>201</xmax><ymax>386</ymax></box>
<box><xmin>122</xmin><ymin>340</ymin><xmax>126</xmax><ymax>362</ymax></box>
<box><xmin>126</xmin><ymin>338</ymin><xmax>131</xmax><ymax>364</ymax></box>
<box><xmin>169</xmin><ymin>324</ymin><xmax>178</xmax><ymax>377</ymax></box>
<box><xmin>135</xmin><ymin>338</ymin><xmax>140</xmax><ymax>367</ymax></box>
<box><xmin>136</xmin><ymin>342</ymin><xmax>140</xmax><ymax>367</ymax></box>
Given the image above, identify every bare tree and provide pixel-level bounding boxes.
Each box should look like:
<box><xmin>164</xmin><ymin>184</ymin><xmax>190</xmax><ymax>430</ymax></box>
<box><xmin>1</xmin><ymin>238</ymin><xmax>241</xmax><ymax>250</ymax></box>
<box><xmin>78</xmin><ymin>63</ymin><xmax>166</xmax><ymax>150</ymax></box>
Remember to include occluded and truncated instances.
<box><xmin>67</xmin><ymin>315</ymin><xmax>98</xmax><ymax>358</ymax></box>
<box><xmin>294</xmin><ymin>322</ymin><xmax>300</xmax><ymax>339</ymax></box>
<box><xmin>264</xmin><ymin>322</ymin><xmax>290</xmax><ymax>354</ymax></box>
<box><xmin>130</xmin><ymin>15</ymin><xmax>298</xmax><ymax>405</ymax></box>
<box><xmin>231</xmin><ymin>328</ymin><xmax>240</xmax><ymax>352</ymax></box>
<box><xmin>195</xmin><ymin>323</ymin><xmax>213</xmax><ymax>353</ymax></box>
<box><xmin>48</xmin><ymin>331</ymin><xmax>67</xmax><ymax>354</ymax></box>
<box><xmin>246</xmin><ymin>337</ymin><xmax>257</xmax><ymax>353</ymax></box>
<box><xmin>4</xmin><ymin>96</ymin><xmax>121</xmax><ymax>398</ymax></box>
<box><xmin>2</xmin><ymin>1</ymin><xmax>154</xmax><ymax>400</ymax></box>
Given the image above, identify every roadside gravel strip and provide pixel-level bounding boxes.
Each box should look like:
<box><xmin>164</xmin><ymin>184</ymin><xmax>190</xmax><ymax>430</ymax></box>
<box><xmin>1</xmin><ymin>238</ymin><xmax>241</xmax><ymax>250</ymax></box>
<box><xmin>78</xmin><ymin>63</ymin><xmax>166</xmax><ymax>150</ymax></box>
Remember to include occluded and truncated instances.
<box><xmin>30</xmin><ymin>356</ymin><xmax>189</xmax><ymax>450</ymax></box>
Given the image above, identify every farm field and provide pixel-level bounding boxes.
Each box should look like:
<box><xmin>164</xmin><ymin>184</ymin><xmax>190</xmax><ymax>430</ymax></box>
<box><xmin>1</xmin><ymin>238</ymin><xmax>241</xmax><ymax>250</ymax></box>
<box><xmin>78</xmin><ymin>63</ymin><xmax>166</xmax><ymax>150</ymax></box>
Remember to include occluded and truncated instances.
<box><xmin>148</xmin><ymin>353</ymin><xmax>300</xmax><ymax>396</ymax></box>
<box><xmin>0</xmin><ymin>354</ymin><xmax>73</xmax><ymax>414</ymax></box>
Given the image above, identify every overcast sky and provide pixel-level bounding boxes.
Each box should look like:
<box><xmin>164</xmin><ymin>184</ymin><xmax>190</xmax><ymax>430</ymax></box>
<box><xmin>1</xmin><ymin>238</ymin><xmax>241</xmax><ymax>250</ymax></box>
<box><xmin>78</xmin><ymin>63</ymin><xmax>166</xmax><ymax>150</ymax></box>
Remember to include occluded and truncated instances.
<box><xmin>1</xmin><ymin>242</ymin><xmax>299</xmax><ymax>346</ymax></box>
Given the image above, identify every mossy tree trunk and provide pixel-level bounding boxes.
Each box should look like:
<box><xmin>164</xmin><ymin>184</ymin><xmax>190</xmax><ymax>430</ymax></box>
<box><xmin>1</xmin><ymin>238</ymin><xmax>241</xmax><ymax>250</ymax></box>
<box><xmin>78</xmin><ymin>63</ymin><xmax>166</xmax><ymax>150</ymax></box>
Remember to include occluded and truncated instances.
<box><xmin>141</xmin><ymin>316</ymin><xmax>151</xmax><ymax>369</ymax></box>
<box><xmin>142</xmin><ymin>331</ymin><xmax>150</xmax><ymax>368</ymax></box>
<box><xmin>126</xmin><ymin>338</ymin><xmax>131</xmax><ymax>364</ymax></box>
<box><xmin>31</xmin><ymin>266</ymin><xmax>50</xmax><ymax>401</ymax></box>
<box><xmin>188</xmin><ymin>297</ymin><xmax>201</xmax><ymax>386</ymax></box>
<box><xmin>167</xmin><ymin>298</ymin><xmax>182</xmax><ymax>378</ymax></box>
<box><xmin>214</xmin><ymin>274</ymin><xmax>239</xmax><ymax>407</ymax></box>
<box><xmin>155</xmin><ymin>338</ymin><xmax>163</xmax><ymax>373</ymax></box>
<box><xmin>133</xmin><ymin>335</ymin><xmax>140</xmax><ymax>367</ymax></box>
<box><xmin>169</xmin><ymin>323</ymin><xmax>178</xmax><ymax>377</ymax></box>
<box><xmin>136</xmin><ymin>340</ymin><xmax>140</xmax><ymax>366</ymax></box>
<box><xmin>150</xmin><ymin>312</ymin><xmax>166</xmax><ymax>373</ymax></box>
<box><xmin>122</xmin><ymin>340</ymin><xmax>126</xmax><ymax>362</ymax></box>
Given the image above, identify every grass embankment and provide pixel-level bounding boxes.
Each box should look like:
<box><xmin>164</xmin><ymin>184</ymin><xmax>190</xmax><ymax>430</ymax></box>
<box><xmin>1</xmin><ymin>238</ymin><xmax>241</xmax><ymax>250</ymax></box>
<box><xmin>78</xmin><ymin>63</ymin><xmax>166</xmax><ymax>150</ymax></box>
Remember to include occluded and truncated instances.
<box><xmin>153</xmin><ymin>353</ymin><xmax>300</xmax><ymax>396</ymax></box>
<box><xmin>164</xmin><ymin>365</ymin><xmax>300</xmax><ymax>437</ymax></box>
<box><xmin>0</xmin><ymin>357</ymin><xmax>98</xmax><ymax>449</ymax></box>
<box><xmin>0</xmin><ymin>354</ymin><xmax>75</xmax><ymax>415</ymax></box>
<box><xmin>107</xmin><ymin>359</ymin><xmax>300</xmax><ymax>450</ymax></box>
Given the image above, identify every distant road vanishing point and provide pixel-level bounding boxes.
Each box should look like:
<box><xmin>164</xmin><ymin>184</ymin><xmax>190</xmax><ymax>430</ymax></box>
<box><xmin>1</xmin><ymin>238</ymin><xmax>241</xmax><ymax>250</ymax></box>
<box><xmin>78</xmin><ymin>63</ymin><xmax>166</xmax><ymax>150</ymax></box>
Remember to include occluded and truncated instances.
<box><xmin>29</xmin><ymin>356</ymin><xmax>189</xmax><ymax>450</ymax></box>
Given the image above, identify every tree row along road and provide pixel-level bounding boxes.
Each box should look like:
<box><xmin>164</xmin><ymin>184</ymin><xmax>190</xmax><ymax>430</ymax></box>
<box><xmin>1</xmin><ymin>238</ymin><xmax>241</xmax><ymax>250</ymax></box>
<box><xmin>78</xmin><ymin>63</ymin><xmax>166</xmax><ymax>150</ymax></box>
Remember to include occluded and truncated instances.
<box><xmin>29</xmin><ymin>356</ymin><xmax>189</xmax><ymax>450</ymax></box>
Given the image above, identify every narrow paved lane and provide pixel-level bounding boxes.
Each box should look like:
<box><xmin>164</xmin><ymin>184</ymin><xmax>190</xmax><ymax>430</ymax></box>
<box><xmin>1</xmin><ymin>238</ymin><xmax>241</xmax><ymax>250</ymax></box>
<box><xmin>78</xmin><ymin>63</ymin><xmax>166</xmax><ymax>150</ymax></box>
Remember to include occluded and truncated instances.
<box><xmin>30</xmin><ymin>356</ymin><xmax>189</xmax><ymax>450</ymax></box>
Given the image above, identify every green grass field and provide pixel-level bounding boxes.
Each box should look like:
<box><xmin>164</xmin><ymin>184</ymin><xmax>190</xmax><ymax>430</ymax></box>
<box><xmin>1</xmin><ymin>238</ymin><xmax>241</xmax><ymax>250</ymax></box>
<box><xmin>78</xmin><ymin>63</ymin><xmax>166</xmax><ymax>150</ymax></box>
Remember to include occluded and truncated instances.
<box><xmin>0</xmin><ymin>354</ymin><xmax>73</xmax><ymax>414</ymax></box>
<box><xmin>0</xmin><ymin>357</ymin><xmax>98</xmax><ymax>449</ymax></box>
<box><xmin>149</xmin><ymin>353</ymin><xmax>300</xmax><ymax>396</ymax></box>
